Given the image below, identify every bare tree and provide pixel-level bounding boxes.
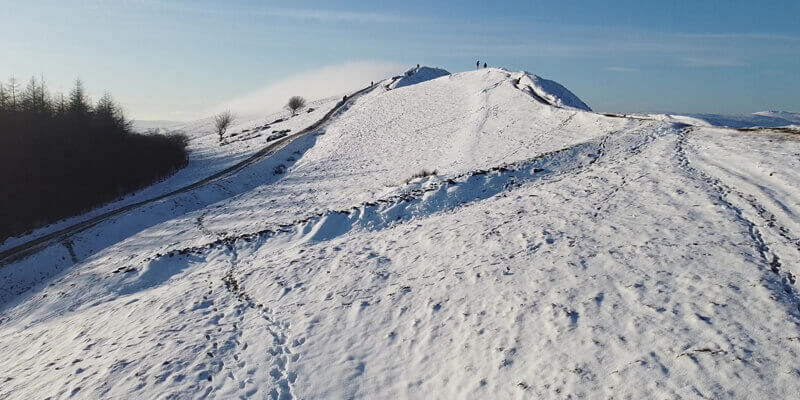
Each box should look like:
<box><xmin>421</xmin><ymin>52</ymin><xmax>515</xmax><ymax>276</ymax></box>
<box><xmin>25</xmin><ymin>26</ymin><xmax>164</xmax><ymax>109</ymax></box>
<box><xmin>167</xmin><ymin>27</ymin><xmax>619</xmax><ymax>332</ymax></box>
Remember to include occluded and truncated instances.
<box><xmin>286</xmin><ymin>96</ymin><xmax>306</xmax><ymax>116</ymax></box>
<box><xmin>7</xmin><ymin>77</ymin><xmax>20</xmax><ymax>111</ymax></box>
<box><xmin>214</xmin><ymin>110</ymin><xmax>235</xmax><ymax>142</ymax></box>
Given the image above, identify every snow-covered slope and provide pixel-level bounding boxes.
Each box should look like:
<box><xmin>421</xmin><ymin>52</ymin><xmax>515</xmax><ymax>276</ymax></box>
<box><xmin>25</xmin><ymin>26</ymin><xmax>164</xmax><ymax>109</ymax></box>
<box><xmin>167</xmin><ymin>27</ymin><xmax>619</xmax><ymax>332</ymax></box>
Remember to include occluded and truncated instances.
<box><xmin>514</xmin><ymin>72</ymin><xmax>592</xmax><ymax>111</ymax></box>
<box><xmin>2</xmin><ymin>67</ymin><xmax>800</xmax><ymax>399</ymax></box>
<box><xmin>388</xmin><ymin>65</ymin><xmax>450</xmax><ymax>89</ymax></box>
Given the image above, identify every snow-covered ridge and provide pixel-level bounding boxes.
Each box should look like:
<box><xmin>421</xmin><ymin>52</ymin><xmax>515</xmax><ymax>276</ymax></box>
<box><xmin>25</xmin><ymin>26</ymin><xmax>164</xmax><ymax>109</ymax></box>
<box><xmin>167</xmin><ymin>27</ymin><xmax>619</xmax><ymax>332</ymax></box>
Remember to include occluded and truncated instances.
<box><xmin>753</xmin><ymin>110</ymin><xmax>800</xmax><ymax>123</ymax></box>
<box><xmin>388</xmin><ymin>65</ymin><xmax>450</xmax><ymax>89</ymax></box>
<box><xmin>514</xmin><ymin>71</ymin><xmax>592</xmax><ymax>111</ymax></box>
<box><xmin>385</xmin><ymin>66</ymin><xmax>593</xmax><ymax>113</ymax></box>
<box><xmin>634</xmin><ymin>110</ymin><xmax>800</xmax><ymax>129</ymax></box>
<box><xmin>119</xmin><ymin>120</ymin><xmax>671</xmax><ymax>268</ymax></box>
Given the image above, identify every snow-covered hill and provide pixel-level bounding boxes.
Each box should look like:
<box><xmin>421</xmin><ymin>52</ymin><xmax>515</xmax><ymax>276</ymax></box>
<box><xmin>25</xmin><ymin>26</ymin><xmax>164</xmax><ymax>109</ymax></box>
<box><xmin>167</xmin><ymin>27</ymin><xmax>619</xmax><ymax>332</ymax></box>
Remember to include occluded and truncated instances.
<box><xmin>515</xmin><ymin>72</ymin><xmax>592</xmax><ymax>111</ymax></box>
<box><xmin>1</xmin><ymin>67</ymin><xmax>799</xmax><ymax>399</ymax></box>
<box><xmin>388</xmin><ymin>65</ymin><xmax>450</xmax><ymax>89</ymax></box>
<box><xmin>637</xmin><ymin>110</ymin><xmax>800</xmax><ymax>129</ymax></box>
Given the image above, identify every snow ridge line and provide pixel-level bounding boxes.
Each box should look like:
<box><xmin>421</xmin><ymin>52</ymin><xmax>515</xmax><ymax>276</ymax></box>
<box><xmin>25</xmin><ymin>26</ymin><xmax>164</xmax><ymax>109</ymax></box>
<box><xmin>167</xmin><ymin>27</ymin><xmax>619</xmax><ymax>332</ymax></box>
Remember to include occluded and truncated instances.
<box><xmin>674</xmin><ymin>127</ymin><xmax>800</xmax><ymax>313</ymax></box>
<box><xmin>511</xmin><ymin>77</ymin><xmax>555</xmax><ymax>107</ymax></box>
<box><xmin>140</xmin><ymin>124</ymin><xmax>664</xmax><ymax>267</ymax></box>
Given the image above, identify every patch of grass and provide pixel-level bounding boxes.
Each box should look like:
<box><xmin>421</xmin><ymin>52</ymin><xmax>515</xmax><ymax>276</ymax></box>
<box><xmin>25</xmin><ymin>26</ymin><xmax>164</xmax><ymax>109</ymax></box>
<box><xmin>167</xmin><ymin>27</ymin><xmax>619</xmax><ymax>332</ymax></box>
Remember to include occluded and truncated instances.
<box><xmin>405</xmin><ymin>168</ymin><xmax>437</xmax><ymax>183</ymax></box>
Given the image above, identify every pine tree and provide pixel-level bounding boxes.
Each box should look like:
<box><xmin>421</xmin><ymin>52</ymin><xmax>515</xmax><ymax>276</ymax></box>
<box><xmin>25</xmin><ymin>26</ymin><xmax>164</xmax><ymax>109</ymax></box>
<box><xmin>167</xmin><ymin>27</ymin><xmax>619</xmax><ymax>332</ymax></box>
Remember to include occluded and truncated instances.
<box><xmin>22</xmin><ymin>77</ymin><xmax>41</xmax><ymax>113</ymax></box>
<box><xmin>68</xmin><ymin>78</ymin><xmax>91</xmax><ymax>116</ymax></box>
<box><xmin>38</xmin><ymin>74</ymin><xmax>50</xmax><ymax>114</ymax></box>
<box><xmin>0</xmin><ymin>73</ymin><xmax>189</xmax><ymax>241</ymax></box>
<box><xmin>7</xmin><ymin>77</ymin><xmax>20</xmax><ymax>111</ymax></box>
<box><xmin>0</xmin><ymin>83</ymin><xmax>8</xmax><ymax>112</ymax></box>
<box><xmin>54</xmin><ymin>92</ymin><xmax>67</xmax><ymax>115</ymax></box>
<box><xmin>95</xmin><ymin>92</ymin><xmax>126</xmax><ymax>134</ymax></box>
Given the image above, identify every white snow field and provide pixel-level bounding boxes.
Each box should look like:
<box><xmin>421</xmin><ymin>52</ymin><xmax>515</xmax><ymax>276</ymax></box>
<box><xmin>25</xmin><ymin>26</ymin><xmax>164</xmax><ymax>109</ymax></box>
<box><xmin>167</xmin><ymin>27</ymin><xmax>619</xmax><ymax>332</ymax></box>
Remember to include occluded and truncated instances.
<box><xmin>1</xmin><ymin>67</ymin><xmax>800</xmax><ymax>399</ymax></box>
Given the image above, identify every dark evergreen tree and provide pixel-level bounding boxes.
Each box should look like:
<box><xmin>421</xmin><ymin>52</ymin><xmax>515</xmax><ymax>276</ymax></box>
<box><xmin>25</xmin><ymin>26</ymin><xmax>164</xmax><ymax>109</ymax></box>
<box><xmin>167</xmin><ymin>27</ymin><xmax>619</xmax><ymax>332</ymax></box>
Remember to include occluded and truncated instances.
<box><xmin>6</xmin><ymin>77</ymin><xmax>20</xmax><ymax>111</ymax></box>
<box><xmin>54</xmin><ymin>93</ymin><xmax>67</xmax><ymax>116</ymax></box>
<box><xmin>0</xmin><ymin>83</ymin><xmax>8</xmax><ymax>111</ymax></box>
<box><xmin>68</xmin><ymin>78</ymin><xmax>91</xmax><ymax>116</ymax></box>
<box><xmin>0</xmin><ymin>74</ymin><xmax>189</xmax><ymax>242</ymax></box>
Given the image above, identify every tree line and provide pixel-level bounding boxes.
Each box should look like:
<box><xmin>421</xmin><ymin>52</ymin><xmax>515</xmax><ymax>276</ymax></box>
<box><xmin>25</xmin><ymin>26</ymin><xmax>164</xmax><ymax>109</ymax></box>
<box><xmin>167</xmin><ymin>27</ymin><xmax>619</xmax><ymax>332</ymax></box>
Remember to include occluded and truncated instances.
<box><xmin>0</xmin><ymin>76</ymin><xmax>189</xmax><ymax>242</ymax></box>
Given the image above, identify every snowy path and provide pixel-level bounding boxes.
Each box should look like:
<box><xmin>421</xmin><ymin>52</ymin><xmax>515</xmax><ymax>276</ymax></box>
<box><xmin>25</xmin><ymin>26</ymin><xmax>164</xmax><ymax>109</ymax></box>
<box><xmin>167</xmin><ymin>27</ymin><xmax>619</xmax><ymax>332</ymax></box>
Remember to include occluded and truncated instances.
<box><xmin>0</xmin><ymin>85</ymin><xmax>375</xmax><ymax>267</ymax></box>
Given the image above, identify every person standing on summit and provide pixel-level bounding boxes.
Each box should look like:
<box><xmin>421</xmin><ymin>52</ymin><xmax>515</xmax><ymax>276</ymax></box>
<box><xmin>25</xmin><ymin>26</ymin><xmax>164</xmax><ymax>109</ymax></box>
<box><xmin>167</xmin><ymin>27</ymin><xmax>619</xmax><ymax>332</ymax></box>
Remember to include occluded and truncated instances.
<box><xmin>483</xmin><ymin>62</ymin><xmax>487</xmax><ymax>68</ymax></box>
<box><xmin>476</xmin><ymin>60</ymin><xmax>480</xmax><ymax>70</ymax></box>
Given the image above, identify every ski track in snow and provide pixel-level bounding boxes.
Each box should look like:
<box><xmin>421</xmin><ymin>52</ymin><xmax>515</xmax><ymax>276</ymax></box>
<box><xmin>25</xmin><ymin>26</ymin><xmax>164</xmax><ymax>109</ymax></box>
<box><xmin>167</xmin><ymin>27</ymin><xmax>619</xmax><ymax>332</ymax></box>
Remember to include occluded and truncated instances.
<box><xmin>2</xmin><ymin>68</ymin><xmax>800</xmax><ymax>399</ymax></box>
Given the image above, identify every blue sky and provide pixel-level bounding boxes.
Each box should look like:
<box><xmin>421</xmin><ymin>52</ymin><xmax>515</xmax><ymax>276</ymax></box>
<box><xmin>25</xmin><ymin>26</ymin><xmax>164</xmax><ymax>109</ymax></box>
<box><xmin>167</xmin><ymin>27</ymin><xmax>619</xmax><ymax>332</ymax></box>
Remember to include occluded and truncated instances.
<box><xmin>2</xmin><ymin>0</ymin><xmax>799</xmax><ymax>120</ymax></box>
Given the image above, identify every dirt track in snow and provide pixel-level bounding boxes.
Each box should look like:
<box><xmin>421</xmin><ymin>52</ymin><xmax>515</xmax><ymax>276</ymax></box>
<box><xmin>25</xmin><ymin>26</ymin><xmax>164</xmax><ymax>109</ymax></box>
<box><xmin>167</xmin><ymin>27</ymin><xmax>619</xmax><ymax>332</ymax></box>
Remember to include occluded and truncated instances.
<box><xmin>0</xmin><ymin>85</ymin><xmax>376</xmax><ymax>267</ymax></box>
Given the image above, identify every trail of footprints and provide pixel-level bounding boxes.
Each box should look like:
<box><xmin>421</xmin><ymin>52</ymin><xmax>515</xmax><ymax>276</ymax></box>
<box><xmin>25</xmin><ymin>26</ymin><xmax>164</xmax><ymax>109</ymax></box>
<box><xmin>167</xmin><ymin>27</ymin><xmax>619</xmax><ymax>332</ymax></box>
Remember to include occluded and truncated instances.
<box><xmin>220</xmin><ymin>245</ymin><xmax>302</xmax><ymax>400</ymax></box>
<box><xmin>674</xmin><ymin>128</ymin><xmax>799</xmax><ymax>311</ymax></box>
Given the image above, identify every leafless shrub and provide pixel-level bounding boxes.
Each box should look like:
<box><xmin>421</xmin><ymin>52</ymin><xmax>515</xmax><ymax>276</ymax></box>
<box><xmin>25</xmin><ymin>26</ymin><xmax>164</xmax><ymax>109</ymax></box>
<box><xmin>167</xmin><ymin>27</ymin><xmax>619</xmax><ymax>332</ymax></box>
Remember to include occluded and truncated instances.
<box><xmin>286</xmin><ymin>96</ymin><xmax>306</xmax><ymax>116</ymax></box>
<box><xmin>214</xmin><ymin>110</ymin><xmax>235</xmax><ymax>142</ymax></box>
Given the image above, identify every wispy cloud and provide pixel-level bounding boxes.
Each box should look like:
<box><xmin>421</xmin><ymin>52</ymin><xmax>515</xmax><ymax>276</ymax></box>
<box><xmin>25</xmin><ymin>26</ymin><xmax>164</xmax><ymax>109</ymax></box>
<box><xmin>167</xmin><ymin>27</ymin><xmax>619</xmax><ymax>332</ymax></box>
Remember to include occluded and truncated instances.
<box><xmin>684</xmin><ymin>57</ymin><xmax>747</xmax><ymax>67</ymax></box>
<box><xmin>264</xmin><ymin>8</ymin><xmax>418</xmax><ymax>24</ymax></box>
<box><xmin>605</xmin><ymin>66</ymin><xmax>639</xmax><ymax>73</ymax></box>
<box><xmin>675</xmin><ymin>32</ymin><xmax>800</xmax><ymax>42</ymax></box>
<box><xmin>119</xmin><ymin>0</ymin><xmax>416</xmax><ymax>23</ymax></box>
<box><xmin>211</xmin><ymin>61</ymin><xmax>406</xmax><ymax>117</ymax></box>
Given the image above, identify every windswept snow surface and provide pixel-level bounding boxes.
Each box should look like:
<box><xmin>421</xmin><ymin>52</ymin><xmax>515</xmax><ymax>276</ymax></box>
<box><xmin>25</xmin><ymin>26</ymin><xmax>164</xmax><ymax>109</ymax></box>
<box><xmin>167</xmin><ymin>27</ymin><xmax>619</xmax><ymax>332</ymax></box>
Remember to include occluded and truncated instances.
<box><xmin>2</xmin><ymin>68</ymin><xmax>800</xmax><ymax>399</ymax></box>
<box><xmin>388</xmin><ymin>66</ymin><xmax>450</xmax><ymax>89</ymax></box>
<box><xmin>515</xmin><ymin>72</ymin><xmax>592</xmax><ymax>111</ymax></box>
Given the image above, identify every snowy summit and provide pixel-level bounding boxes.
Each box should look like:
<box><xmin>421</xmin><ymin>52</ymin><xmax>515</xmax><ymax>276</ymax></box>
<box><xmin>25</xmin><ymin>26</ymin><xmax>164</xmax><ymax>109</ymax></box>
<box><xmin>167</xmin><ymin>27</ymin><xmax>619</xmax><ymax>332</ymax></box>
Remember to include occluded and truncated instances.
<box><xmin>388</xmin><ymin>65</ymin><xmax>451</xmax><ymax>89</ymax></box>
<box><xmin>1</xmin><ymin>66</ymin><xmax>799</xmax><ymax>399</ymax></box>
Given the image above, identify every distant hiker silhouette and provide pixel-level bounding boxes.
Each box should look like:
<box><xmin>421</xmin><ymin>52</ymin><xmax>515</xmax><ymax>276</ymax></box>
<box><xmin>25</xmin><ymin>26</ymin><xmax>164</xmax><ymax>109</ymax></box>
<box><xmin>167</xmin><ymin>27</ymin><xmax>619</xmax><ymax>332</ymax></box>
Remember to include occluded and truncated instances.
<box><xmin>476</xmin><ymin>60</ymin><xmax>480</xmax><ymax>70</ymax></box>
<box><xmin>483</xmin><ymin>62</ymin><xmax>487</xmax><ymax>68</ymax></box>
<box><xmin>417</xmin><ymin>64</ymin><xmax>420</xmax><ymax>68</ymax></box>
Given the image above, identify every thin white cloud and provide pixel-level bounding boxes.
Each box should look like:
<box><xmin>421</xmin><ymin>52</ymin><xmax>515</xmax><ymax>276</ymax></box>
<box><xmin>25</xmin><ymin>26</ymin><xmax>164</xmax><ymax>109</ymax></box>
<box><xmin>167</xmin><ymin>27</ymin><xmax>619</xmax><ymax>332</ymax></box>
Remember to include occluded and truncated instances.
<box><xmin>684</xmin><ymin>57</ymin><xmax>747</xmax><ymax>67</ymax></box>
<box><xmin>118</xmin><ymin>0</ymin><xmax>416</xmax><ymax>23</ymax></box>
<box><xmin>210</xmin><ymin>61</ymin><xmax>406</xmax><ymax>117</ymax></box>
<box><xmin>605</xmin><ymin>66</ymin><xmax>639</xmax><ymax>73</ymax></box>
<box><xmin>675</xmin><ymin>32</ymin><xmax>800</xmax><ymax>42</ymax></box>
<box><xmin>264</xmin><ymin>8</ymin><xmax>418</xmax><ymax>23</ymax></box>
